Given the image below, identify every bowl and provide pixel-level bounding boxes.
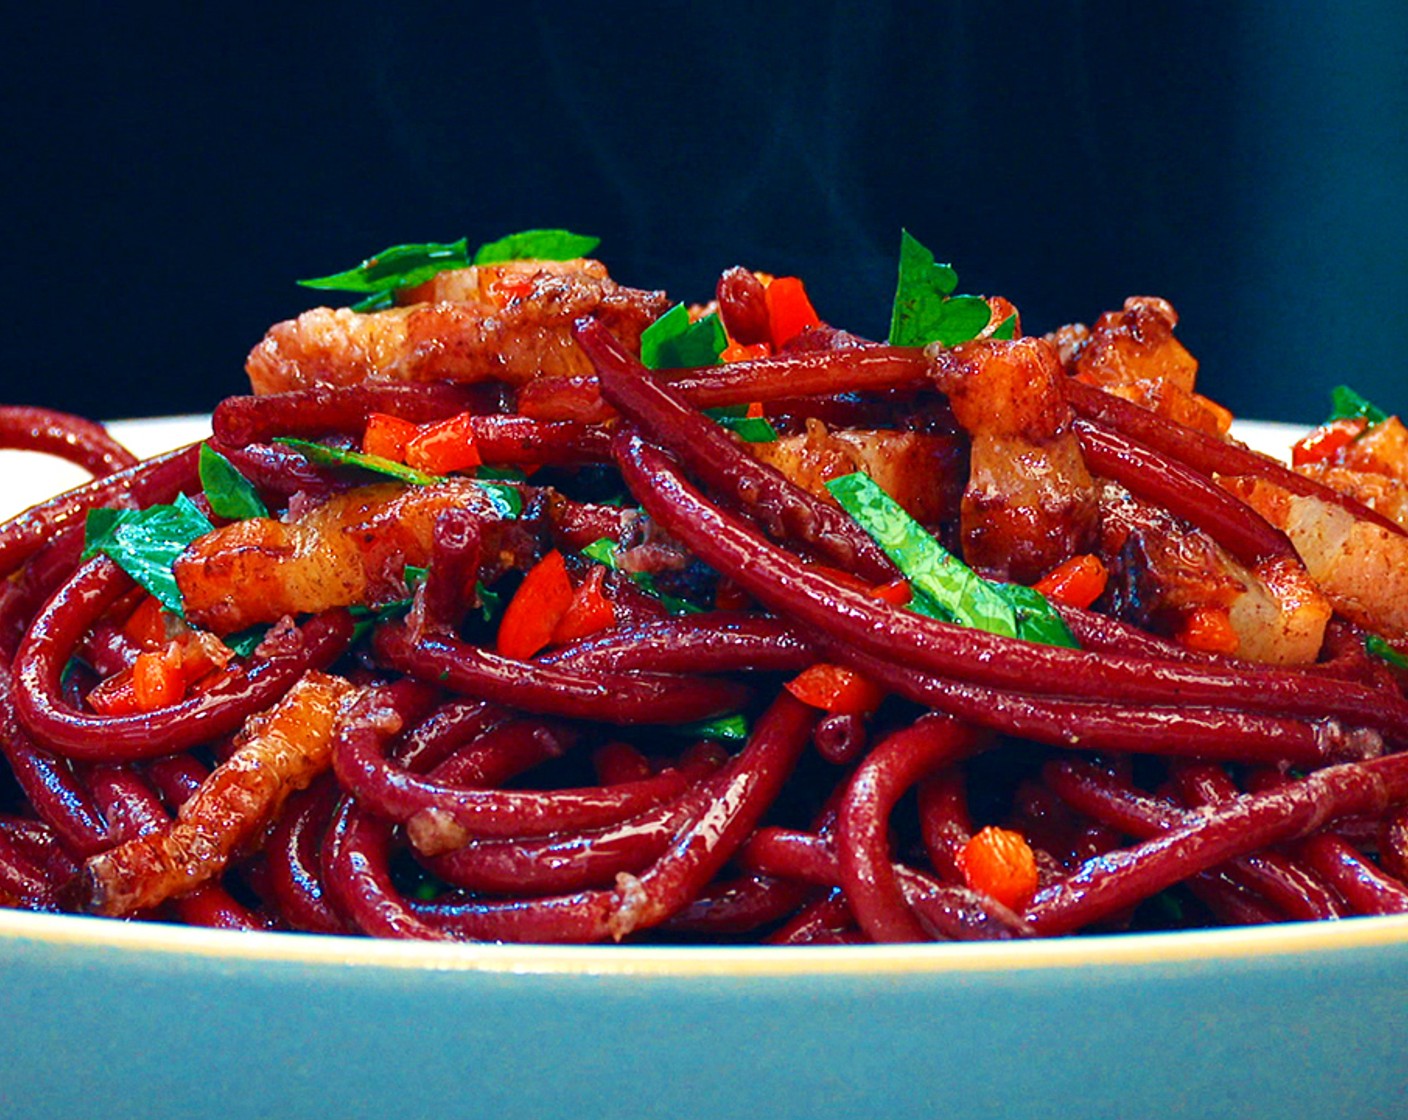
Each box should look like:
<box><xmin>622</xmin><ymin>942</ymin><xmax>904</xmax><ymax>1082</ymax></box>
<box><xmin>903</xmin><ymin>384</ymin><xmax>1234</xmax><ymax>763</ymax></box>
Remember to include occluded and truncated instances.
<box><xmin>3</xmin><ymin>909</ymin><xmax>1406</xmax><ymax>1119</ymax></box>
<box><xmin>2</xmin><ymin>417</ymin><xmax>1405</xmax><ymax>1119</ymax></box>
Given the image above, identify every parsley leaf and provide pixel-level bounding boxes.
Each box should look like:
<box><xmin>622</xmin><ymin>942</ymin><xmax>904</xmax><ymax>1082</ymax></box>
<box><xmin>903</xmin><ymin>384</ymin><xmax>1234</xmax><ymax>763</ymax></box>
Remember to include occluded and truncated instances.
<box><xmin>887</xmin><ymin>229</ymin><xmax>994</xmax><ymax>348</ymax></box>
<box><xmin>199</xmin><ymin>444</ymin><xmax>268</xmax><ymax>520</ymax></box>
<box><xmin>640</xmin><ymin>305</ymin><xmax>727</xmax><ymax>370</ymax></box>
<box><xmin>474</xmin><ymin>580</ymin><xmax>504</xmax><ymax>623</ymax></box>
<box><xmin>1327</xmin><ymin>385</ymin><xmax>1390</xmax><ymax>425</ymax></box>
<box><xmin>296</xmin><ymin>228</ymin><xmax>599</xmax><ymax>307</ymax></box>
<box><xmin>826</xmin><ymin>472</ymin><xmax>1077</xmax><ymax>648</ymax></box>
<box><xmin>580</xmin><ymin>536</ymin><xmax>703</xmax><ymax>615</ymax></box>
<box><xmin>705</xmin><ymin>406</ymin><xmax>779</xmax><ymax>443</ymax></box>
<box><xmin>581</xmin><ymin>537</ymin><xmax>619</xmax><ymax>567</ymax></box>
<box><xmin>1366</xmin><ymin>633</ymin><xmax>1408</xmax><ymax>670</ymax></box>
<box><xmin>473</xmin><ymin>229</ymin><xmax>599</xmax><ymax>264</ymax></box>
<box><xmin>82</xmin><ymin>494</ymin><xmax>213</xmax><ymax>615</ymax></box>
<box><xmin>223</xmin><ymin>626</ymin><xmax>269</xmax><ymax>658</ymax></box>
<box><xmin>273</xmin><ymin>438</ymin><xmax>521</xmax><ymax>518</ymax></box>
<box><xmin>299</xmin><ymin>239</ymin><xmax>471</xmax><ymax>295</ymax></box>
<box><xmin>670</xmin><ymin>713</ymin><xmax>751</xmax><ymax>743</ymax></box>
<box><xmin>274</xmin><ymin>438</ymin><xmax>441</xmax><ymax>484</ymax></box>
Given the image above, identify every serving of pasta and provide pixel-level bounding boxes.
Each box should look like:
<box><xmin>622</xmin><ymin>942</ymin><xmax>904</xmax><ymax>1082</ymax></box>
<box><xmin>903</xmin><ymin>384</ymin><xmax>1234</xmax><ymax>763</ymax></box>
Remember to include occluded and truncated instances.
<box><xmin>1</xmin><ymin>229</ymin><xmax>1405</xmax><ymax>945</ymax></box>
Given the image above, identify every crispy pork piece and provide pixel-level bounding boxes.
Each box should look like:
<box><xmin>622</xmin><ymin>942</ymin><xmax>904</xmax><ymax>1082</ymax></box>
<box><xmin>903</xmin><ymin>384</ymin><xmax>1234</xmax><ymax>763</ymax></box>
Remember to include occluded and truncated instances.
<box><xmin>929</xmin><ymin>336</ymin><xmax>1100</xmax><ymax>583</ymax></box>
<box><xmin>1061</xmin><ymin>296</ymin><xmax>1232</xmax><ymax>437</ymax></box>
<box><xmin>174</xmin><ymin>479</ymin><xmax>524</xmax><ymax>634</ymax></box>
<box><xmin>81</xmin><ymin>671</ymin><xmax>357</xmax><ymax>916</ymax></box>
<box><xmin>749</xmin><ymin>420</ymin><xmax>965</xmax><ymax>526</ymax></box>
<box><xmin>246</xmin><ymin>259</ymin><xmax>670</xmax><ymax>395</ymax></box>
<box><xmin>1099</xmin><ymin>482</ymin><xmax>1331</xmax><ymax>664</ymax></box>
<box><xmin>1222</xmin><ymin>474</ymin><xmax>1408</xmax><ymax>644</ymax></box>
<box><xmin>1295</xmin><ymin>416</ymin><xmax>1408</xmax><ymax>530</ymax></box>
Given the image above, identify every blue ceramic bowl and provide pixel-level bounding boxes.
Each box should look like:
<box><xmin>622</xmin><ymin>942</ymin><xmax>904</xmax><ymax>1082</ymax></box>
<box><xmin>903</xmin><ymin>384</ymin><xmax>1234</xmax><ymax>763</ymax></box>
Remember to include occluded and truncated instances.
<box><xmin>3</xmin><ymin>909</ymin><xmax>1406</xmax><ymax>1119</ymax></box>
<box><xmin>5</xmin><ymin>418</ymin><xmax>1404</xmax><ymax>1119</ymax></box>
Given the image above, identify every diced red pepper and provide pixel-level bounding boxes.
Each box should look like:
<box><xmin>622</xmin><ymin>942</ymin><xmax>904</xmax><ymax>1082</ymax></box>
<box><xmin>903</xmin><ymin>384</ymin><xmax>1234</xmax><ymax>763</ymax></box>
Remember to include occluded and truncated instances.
<box><xmin>363</xmin><ymin>412</ymin><xmax>418</xmax><ymax>462</ymax></box>
<box><xmin>177</xmin><ymin>630</ymin><xmax>234</xmax><ymax>682</ymax></box>
<box><xmin>1291</xmin><ymin>417</ymin><xmax>1368</xmax><ymax>468</ymax></box>
<box><xmin>88</xmin><ymin>626</ymin><xmax>236</xmax><ymax>716</ymax></box>
<box><xmin>405</xmin><ymin>412</ymin><xmax>482</xmax><ymax>474</ymax></box>
<box><xmin>784</xmin><ymin>662</ymin><xmax>888</xmax><ymax>715</ymax></box>
<box><xmin>551</xmin><ymin>565</ymin><xmax>617</xmax><ymax>644</ymax></box>
<box><xmin>121</xmin><ymin>594</ymin><xmax>171</xmax><ymax>650</ymax></box>
<box><xmin>1033</xmin><ymin>554</ymin><xmax>1109</xmax><ymax>609</ymax></box>
<box><xmin>86</xmin><ymin>668</ymin><xmax>141</xmax><ymax>716</ymax></box>
<box><xmin>132</xmin><ymin>644</ymin><xmax>185</xmax><ymax>710</ymax></box>
<box><xmin>764</xmin><ymin>276</ymin><xmax>821</xmax><ymax>350</ymax></box>
<box><xmin>959</xmin><ymin>826</ymin><xmax>1039</xmax><ymax>912</ymax></box>
<box><xmin>721</xmin><ymin>340</ymin><xmax>771</xmax><ymax>363</ymax></box>
<box><xmin>1179</xmin><ymin>606</ymin><xmax>1240</xmax><ymax>656</ymax></box>
<box><xmin>868</xmin><ymin>578</ymin><xmax>912</xmax><ymax>607</ymax></box>
<box><xmin>714</xmin><ymin>577</ymin><xmax>752</xmax><ymax>611</ymax></box>
<box><xmin>497</xmin><ymin>550</ymin><xmax>575</xmax><ymax>660</ymax></box>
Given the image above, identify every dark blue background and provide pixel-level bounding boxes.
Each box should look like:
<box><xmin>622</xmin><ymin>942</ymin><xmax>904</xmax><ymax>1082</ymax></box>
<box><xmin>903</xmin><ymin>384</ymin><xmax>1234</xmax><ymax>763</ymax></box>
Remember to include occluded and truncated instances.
<box><xmin>6</xmin><ymin>3</ymin><xmax>1404</xmax><ymax>424</ymax></box>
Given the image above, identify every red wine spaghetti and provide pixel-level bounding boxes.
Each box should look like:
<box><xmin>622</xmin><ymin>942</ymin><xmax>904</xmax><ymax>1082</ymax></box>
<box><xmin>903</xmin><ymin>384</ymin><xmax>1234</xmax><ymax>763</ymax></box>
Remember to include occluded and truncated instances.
<box><xmin>1</xmin><ymin>235</ymin><xmax>1406</xmax><ymax>943</ymax></box>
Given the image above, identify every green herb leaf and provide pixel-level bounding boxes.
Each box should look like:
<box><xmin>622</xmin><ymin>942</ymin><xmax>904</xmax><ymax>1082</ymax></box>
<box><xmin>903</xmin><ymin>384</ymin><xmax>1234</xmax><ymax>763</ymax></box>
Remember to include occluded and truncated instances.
<box><xmin>704</xmin><ymin>406</ymin><xmax>778</xmax><ymax>443</ymax></box>
<box><xmin>887</xmin><ymin>229</ymin><xmax>994</xmax><ymax>348</ymax></box>
<box><xmin>347</xmin><ymin>565</ymin><xmax>431</xmax><ymax>643</ymax></box>
<box><xmin>989</xmin><ymin>314</ymin><xmax>1018</xmax><ymax>341</ymax></box>
<box><xmin>1328</xmin><ymin>385</ymin><xmax>1390</xmax><ymax>425</ymax></box>
<box><xmin>298</xmin><ymin>238</ymin><xmax>471</xmax><ymax>294</ymax></box>
<box><xmin>582</xmin><ymin>537</ymin><xmax>620</xmax><ymax>567</ymax></box>
<box><xmin>827</xmin><ymin>472</ymin><xmax>1016</xmax><ymax>634</ymax></box>
<box><xmin>579</xmin><ymin>536</ymin><xmax>702</xmax><ymax>614</ymax></box>
<box><xmin>475</xmin><ymin>464</ymin><xmax>529</xmax><ymax>482</ymax></box>
<box><xmin>1366</xmin><ymin>633</ymin><xmax>1408</xmax><ymax>670</ymax></box>
<box><xmin>222</xmin><ymin>626</ymin><xmax>269</xmax><ymax>658</ymax></box>
<box><xmin>351</xmin><ymin>290</ymin><xmax>397</xmax><ymax>313</ymax></box>
<box><xmin>297</xmin><ymin>229</ymin><xmax>599</xmax><ymax>305</ymax></box>
<box><xmin>348</xmin><ymin>599</ymin><xmax>414</xmax><ymax>645</ymax></box>
<box><xmin>474</xmin><ymin>481</ymin><xmax>523</xmax><ymax>519</ymax></box>
<box><xmin>82</xmin><ymin>494</ymin><xmax>214</xmax><ymax>615</ymax></box>
<box><xmin>826</xmin><ymin>472</ymin><xmax>1077</xmax><ymax>647</ymax></box>
<box><xmin>472</xmin><ymin>228</ymin><xmax>600</xmax><ymax>265</ymax></box>
<box><xmin>640</xmin><ymin>305</ymin><xmax>727</xmax><ymax>370</ymax></box>
<box><xmin>725</xmin><ymin>417</ymin><xmax>779</xmax><ymax>442</ymax></box>
<box><xmin>670</xmin><ymin>713</ymin><xmax>750</xmax><ymax>743</ymax></box>
<box><xmin>274</xmin><ymin>438</ymin><xmax>521</xmax><ymax>517</ymax></box>
<box><xmin>474</xmin><ymin>579</ymin><xmax>504</xmax><ymax>623</ymax></box>
<box><xmin>199</xmin><ymin>444</ymin><xmax>268</xmax><ymax>520</ymax></box>
<box><xmin>275</xmin><ymin>437</ymin><xmax>442</xmax><ymax>485</ymax></box>
<box><xmin>1001</xmin><ymin>583</ymin><xmax>1079</xmax><ymax>648</ymax></box>
<box><xmin>631</xmin><ymin>571</ymin><xmax>705</xmax><ymax>615</ymax></box>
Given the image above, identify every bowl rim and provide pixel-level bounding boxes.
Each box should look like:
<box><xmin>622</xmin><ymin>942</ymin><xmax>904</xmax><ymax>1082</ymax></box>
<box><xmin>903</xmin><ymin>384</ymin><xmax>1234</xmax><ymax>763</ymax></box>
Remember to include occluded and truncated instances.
<box><xmin>5</xmin><ymin>908</ymin><xmax>1407</xmax><ymax>977</ymax></box>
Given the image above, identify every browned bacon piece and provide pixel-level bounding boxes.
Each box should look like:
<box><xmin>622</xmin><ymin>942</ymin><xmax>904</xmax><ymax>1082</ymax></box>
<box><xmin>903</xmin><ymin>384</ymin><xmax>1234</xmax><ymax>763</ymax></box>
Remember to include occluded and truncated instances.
<box><xmin>174</xmin><ymin>479</ymin><xmax>523</xmax><ymax>634</ymax></box>
<box><xmin>1061</xmin><ymin>296</ymin><xmax>1232</xmax><ymax>437</ymax></box>
<box><xmin>1097</xmin><ymin>482</ymin><xmax>1331</xmax><ymax>665</ymax></box>
<box><xmin>246</xmin><ymin>259</ymin><xmax>670</xmax><ymax>395</ymax></box>
<box><xmin>81</xmin><ymin>671</ymin><xmax>357</xmax><ymax>916</ymax></box>
<box><xmin>929</xmin><ymin>336</ymin><xmax>1100</xmax><ymax>583</ymax></box>
<box><xmin>749</xmin><ymin>421</ymin><xmax>965</xmax><ymax>525</ymax></box>
<box><xmin>1222</xmin><ymin>474</ymin><xmax>1408</xmax><ymax>645</ymax></box>
<box><xmin>1295</xmin><ymin>416</ymin><xmax>1408</xmax><ymax>530</ymax></box>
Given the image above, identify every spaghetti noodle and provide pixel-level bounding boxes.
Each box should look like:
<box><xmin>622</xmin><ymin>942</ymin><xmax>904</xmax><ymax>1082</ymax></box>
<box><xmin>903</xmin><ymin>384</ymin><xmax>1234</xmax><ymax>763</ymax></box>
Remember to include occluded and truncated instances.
<box><xmin>1</xmin><ymin>238</ymin><xmax>1405</xmax><ymax>943</ymax></box>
